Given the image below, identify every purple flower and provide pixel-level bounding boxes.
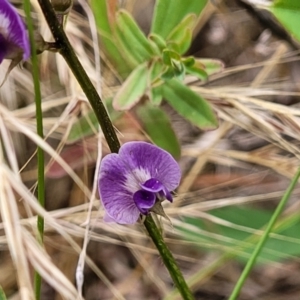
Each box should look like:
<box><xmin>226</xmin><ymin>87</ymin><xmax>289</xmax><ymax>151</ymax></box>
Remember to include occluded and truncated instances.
<box><xmin>98</xmin><ymin>142</ymin><xmax>181</xmax><ymax>224</ymax></box>
<box><xmin>0</xmin><ymin>0</ymin><xmax>30</xmax><ymax>63</ymax></box>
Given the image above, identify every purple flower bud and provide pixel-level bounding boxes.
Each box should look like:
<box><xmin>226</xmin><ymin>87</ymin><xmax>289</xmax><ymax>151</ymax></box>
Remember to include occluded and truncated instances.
<box><xmin>98</xmin><ymin>142</ymin><xmax>181</xmax><ymax>224</ymax></box>
<box><xmin>0</xmin><ymin>0</ymin><xmax>30</xmax><ymax>64</ymax></box>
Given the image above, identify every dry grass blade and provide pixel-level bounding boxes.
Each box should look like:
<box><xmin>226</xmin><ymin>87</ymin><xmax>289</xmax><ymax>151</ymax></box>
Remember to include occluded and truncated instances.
<box><xmin>0</xmin><ymin>103</ymin><xmax>92</xmax><ymax>199</ymax></box>
<box><xmin>22</xmin><ymin>230</ymin><xmax>80</xmax><ymax>300</ymax></box>
<box><xmin>2</xmin><ymin>1</ymin><xmax>300</xmax><ymax>299</ymax></box>
<box><xmin>0</xmin><ymin>164</ymin><xmax>34</xmax><ymax>300</ymax></box>
<box><xmin>0</xmin><ymin>163</ymin><xmax>82</xmax><ymax>298</ymax></box>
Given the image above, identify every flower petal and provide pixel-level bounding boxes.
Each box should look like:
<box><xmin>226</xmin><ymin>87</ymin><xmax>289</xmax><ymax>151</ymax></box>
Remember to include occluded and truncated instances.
<box><xmin>161</xmin><ymin>187</ymin><xmax>173</xmax><ymax>202</ymax></box>
<box><xmin>119</xmin><ymin>142</ymin><xmax>181</xmax><ymax>191</ymax></box>
<box><xmin>0</xmin><ymin>0</ymin><xmax>30</xmax><ymax>61</ymax></box>
<box><xmin>98</xmin><ymin>153</ymin><xmax>140</xmax><ymax>224</ymax></box>
<box><xmin>133</xmin><ymin>190</ymin><xmax>156</xmax><ymax>214</ymax></box>
<box><xmin>0</xmin><ymin>35</ymin><xmax>8</xmax><ymax>63</ymax></box>
<box><xmin>141</xmin><ymin>178</ymin><xmax>164</xmax><ymax>193</ymax></box>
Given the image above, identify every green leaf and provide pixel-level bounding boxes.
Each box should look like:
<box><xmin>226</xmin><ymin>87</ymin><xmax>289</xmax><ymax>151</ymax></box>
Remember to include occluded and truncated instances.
<box><xmin>269</xmin><ymin>0</ymin><xmax>300</xmax><ymax>41</ymax></box>
<box><xmin>0</xmin><ymin>287</ymin><xmax>7</xmax><ymax>300</ymax></box>
<box><xmin>166</xmin><ymin>14</ymin><xmax>196</xmax><ymax>54</ymax></box>
<box><xmin>177</xmin><ymin>206</ymin><xmax>300</xmax><ymax>263</ymax></box>
<box><xmin>149</xmin><ymin>86</ymin><xmax>163</xmax><ymax>105</ymax></box>
<box><xmin>167</xmin><ymin>14</ymin><xmax>197</xmax><ymax>41</ymax></box>
<box><xmin>182</xmin><ymin>56</ymin><xmax>195</xmax><ymax>67</ymax></box>
<box><xmin>149</xmin><ymin>59</ymin><xmax>164</xmax><ymax>84</ymax></box>
<box><xmin>162</xmin><ymin>49</ymin><xmax>181</xmax><ymax>66</ymax></box>
<box><xmin>184</xmin><ymin>58</ymin><xmax>224</xmax><ymax>80</ymax></box>
<box><xmin>175</xmin><ymin>29</ymin><xmax>192</xmax><ymax>54</ymax></box>
<box><xmin>195</xmin><ymin>58</ymin><xmax>224</xmax><ymax>76</ymax></box>
<box><xmin>196</xmin><ymin>58</ymin><xmax>224</xmax><ymax>76</ymax></box>
<box><xmin>172</xmin><ymin>62</ymin><xmax>186</xmax><ymax>80</ymax></box>
<box><xmin>68</xmin><ymin>111</ymin><xmax>98</xmax><ymax>143</ymax></box>
<box><xmin>162</xmin><ymin>79</ymin><xmax>218</xmax><ymax>129</ymax></box>
<box><xmin>67</xmin><ymin>100</ymin><xmax>122</xmax><ymax>143</ymax></box>
<box><xmin>151</xmin><ymin>0</ymin><xmax>208</xmax><ymax>39</ymax></box>
<box><xmin>161</xmin><ymin>67</ymin><xmax>177</xmax><ymax>81</ymax></box>
<box><xmin>148</xmin><ymin>33</ymin><xmax>167</xmax><ymax>52</ymax></box>
<box><xmin>148</xmin><ymin>60</ymin><xmax>164</xmax><ymax>105</ymax></box>
<box><xmin>166</xmin><ymin>29</ymin><xmax>192</xmax><ymax>54</ymax></box>
<box><xmin>162</xmin><ymin>50</ymin><xmax>185</xmax><ymax>80</ymax></box>
<box><xmin>113</xmin><ymin>63</ymin><xmax>149</xmax><ymax>110</ymax></box>
<box><xmin>90</xmin><ymin>1</ymin><xmax>132</xmax><ymax>76</ymax></box>
<box><xmin>136</xmin><ymin>103</ymin><xmax>181</xmax><ymax>159</ymax></box>
<box><xmin>90</xmin><ymin>0</ymin><xmax>113</xmax><ymax>34</ymax></box>
<box><xmin>161</xmin><ymin>64</ymin><xmax>185</xmax><ymax>81</ymax></box>
<box><xmin>115</xmin><ymin>10</ymin><xmax>155</xmax><ymax>64</ymax></box>
<box><xmin>185</xmin><ymin>64</ymin><xmax>208</xmax><ymax>81</ymax></box>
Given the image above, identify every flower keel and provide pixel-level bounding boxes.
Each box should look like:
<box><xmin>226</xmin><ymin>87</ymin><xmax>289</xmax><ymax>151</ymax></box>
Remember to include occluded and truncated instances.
<box><xmin>133</xmin><ymin>190</ymin><xmax>156</xmax><ymax>214</ymax></box>
<box><xmin>134</xmin><ymin>178</ymin><xmax>173</xmax><ymax>215</ymax></box>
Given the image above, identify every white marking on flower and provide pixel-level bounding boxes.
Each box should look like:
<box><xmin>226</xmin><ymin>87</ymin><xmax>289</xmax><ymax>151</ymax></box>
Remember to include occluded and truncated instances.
<box><xmin>0</xmin><ymin>13</ymin><xmax>11</xmax><ymax>38</ymax></box>
<box><xmin>124</xmin><ymin>168</ymin><xmax>151</xmax><ymax>193</ymax></box>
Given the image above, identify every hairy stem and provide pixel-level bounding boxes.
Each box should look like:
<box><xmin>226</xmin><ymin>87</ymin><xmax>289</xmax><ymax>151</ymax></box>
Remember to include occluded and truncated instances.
<box><xmin>144</xmin><ymin>215</ymin><xmax>194</xmax><ymax>299</ymax></box>
<box><xmin>37</xmin><ymin>1</ymin><xmax>194</xmax><ymax>299</ymax></box>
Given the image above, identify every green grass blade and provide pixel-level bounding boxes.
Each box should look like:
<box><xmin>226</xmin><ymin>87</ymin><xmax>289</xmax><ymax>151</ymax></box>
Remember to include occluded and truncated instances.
<box><xmin>228</xmin><ymin>166</ymin><xmax>300</xmax><ymax>300</ymax></box>
<box><xmin>24</xmin><ymin>1</ymin><xmax>45</xmax><ymax>299</ymax></box>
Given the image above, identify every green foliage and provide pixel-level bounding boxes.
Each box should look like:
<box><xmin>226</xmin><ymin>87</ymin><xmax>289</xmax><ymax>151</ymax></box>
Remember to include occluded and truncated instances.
<box><xmin>162</xmin><ymin>49</ymin><xmax>185</xmax><ymax>80</ymax></box>
<box><xmin>148</xmin><ymin>60</ymin><xmax>164</xmax><ymax>105</ymax></box>
<box><xmin>115</xmin><ymin>10</ymin><xmax>155</xmax><ymax>66</ymax></box>
<box><xmin>151</xmin><ymin>0</ymin><xmax>208</xmax><ymax>39</ymax></box>
<box><xmin>166</xmin><ymin>14</ymin><xmax>196</xmax><ymax>54</ymax></box>
<box><xmin>113</xmin><ymin>62</ymin><xmax>148</xmax><ymax>110</ymax></box>
<box><xmin>67</xmin><ymin>100</ymin><xmax>122</xmax><ymax>143</ymax></box>
<box><xmin>162</xmin><ymin>79</ymin><xmax>218</xmax><ymax>129</ymax></box>
<box><xmin>177</xmin><ymin>206</ymin><xmax>300</xmax><ymax>263</ymax></box>
<box><xmin>136</xmin><ymin>103</ymin><xmax>181</xmax><ymax>159</ymax></box>
<box><xmin>270</xmin><ymin>0</ymin><xmax>300</xmax><ymax>41</ymax></box>
<box><xmin>185</xmin><ymin>58</ymin><xmax>224</xmax><ymax>80</ymax></box>
<box><xmin>90</xmin><ymin>0</ymin><xmax>132</xmax><ymax>76</ymax></box>
<box><xmin>198</xmin><ymin>58</ymin><xmax>225</xmax><ymax>76</ymax></box>
<box><xmin>67</xmin><ymin>111</ymin><xmax>98</xmax><ymax>143</ymax></box>
<box><xmin>148</xmin><ymin>33</ymin><xmax>167</xmax><ymax>52</ymax></box>
<box><xmin>0</xmin><ymin>287</ymin><xmax>7</xmax><ymax>300</ymax></box>
<box><xmin>91</xmin><ymin>0</ymin><xmax>222</xmax><ymax>147</ymax></box>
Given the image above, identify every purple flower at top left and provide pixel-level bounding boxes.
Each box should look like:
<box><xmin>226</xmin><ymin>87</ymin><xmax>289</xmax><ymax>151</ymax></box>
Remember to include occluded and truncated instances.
<box><xmin>0</xmin><ymin>0</ymin><xmax>30</xmax><ymax>64</ymax></box>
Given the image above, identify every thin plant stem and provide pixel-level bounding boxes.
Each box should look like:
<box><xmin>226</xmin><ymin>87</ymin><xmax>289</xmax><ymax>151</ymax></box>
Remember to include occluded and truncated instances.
<box><xmin>144</xmin><ymin>215</ymin><xmax>194</xmax><ymax>300</ymax></box>
<box><xmin>228</xmin><ymin>167</ymin><xmax>300</xmax><ymax>300</ymax></box>
<box><xmin>24</xmin><ymin>1</ymin><xmax>45</xmax><ymax>299</ymax></box>
<box><xmin>37</xmin><ymin>1</ymin><xmax>194</xmax><ymax>299</ymax></box>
